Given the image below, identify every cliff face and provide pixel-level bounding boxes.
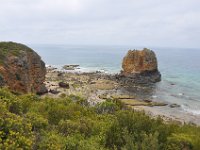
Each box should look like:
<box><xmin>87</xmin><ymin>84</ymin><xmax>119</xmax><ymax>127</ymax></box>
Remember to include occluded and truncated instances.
<box><xmin>0</xmin><ymin>42</ymin><xmax>47</xmax><ymax>94</ymax></box>
<box><xmin>120</xmin><ymin>48</ymin><xmax>161</xmax><ymax>84</ymax></box>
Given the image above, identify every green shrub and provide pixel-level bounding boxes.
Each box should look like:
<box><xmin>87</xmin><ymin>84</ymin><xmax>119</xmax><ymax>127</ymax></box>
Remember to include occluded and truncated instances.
<box><xmin>0</xmin><ymin>88</ymin><xmax>199</xmax><ymax>150</ymax></box>
<box><xmin>26</xmin><ymin>112</ymin><xmax>48</xmax><ymax>132</ymax></box>
<box><xmin>58</xmin><ymin>117</ymin><xmax>94</xmax><ymax>137</ymax></box>
<box><xmin>38</xmin><ymin>132</ymin><xmax>66</xmax><ymax>150</ymax></box>
<box><xmin>0</xmin><ymin>111</ymin><xmax>33</xmax><ymax>149</ymax></box>
<box><xmin>0</xmin><ymin>42</ymin><xmax>33</xmax><ymax>57</ymax></box>
<box><xmin>96</xmin><ymin>101</ymin><xmax>119</xmax><ymax>114</ymax></box>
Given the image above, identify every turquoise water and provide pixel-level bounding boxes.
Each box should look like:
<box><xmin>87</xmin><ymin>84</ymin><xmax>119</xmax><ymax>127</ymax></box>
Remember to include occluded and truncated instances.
<box><xmin>31</xmin><ymin>45</ymin><xmax>200</xmax><ymax>115</ymax></box>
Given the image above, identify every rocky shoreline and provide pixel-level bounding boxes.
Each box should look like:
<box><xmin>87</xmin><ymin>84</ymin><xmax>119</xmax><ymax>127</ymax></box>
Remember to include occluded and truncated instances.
<box><xmin>1</xmin><ymin>42</ymin><xmax>199</xmax><ymax>125</ymax></box>
<box><xmin>44</xmin><ymin>66</ymin><xmax>200</xmax><ymax>125</ymax></box>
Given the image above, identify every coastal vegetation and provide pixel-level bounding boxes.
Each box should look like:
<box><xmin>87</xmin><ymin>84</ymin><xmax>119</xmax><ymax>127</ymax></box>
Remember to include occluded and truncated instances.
<box><xmin>0</xmin><ymin>42</ymin><xmax>33</xmax><ymax>65</ymax></box>
<box><xmin>0</xmin><ymin>88</ymin><xmax>200</xmax><ymax>150</ymax></box>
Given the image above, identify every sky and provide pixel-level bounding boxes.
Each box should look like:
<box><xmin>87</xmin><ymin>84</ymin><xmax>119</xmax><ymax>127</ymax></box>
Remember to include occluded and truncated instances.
<box><xmin>0</xmin><ymin>0</ymin><xmax>200</xmax><ymax>48</ymax></box>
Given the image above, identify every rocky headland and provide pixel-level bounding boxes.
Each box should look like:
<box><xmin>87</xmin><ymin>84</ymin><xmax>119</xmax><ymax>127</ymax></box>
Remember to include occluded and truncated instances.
<box><xmin>0</xmin><ymin>42</ymin><xmax>47</xmax><ymax>94</ymax></box>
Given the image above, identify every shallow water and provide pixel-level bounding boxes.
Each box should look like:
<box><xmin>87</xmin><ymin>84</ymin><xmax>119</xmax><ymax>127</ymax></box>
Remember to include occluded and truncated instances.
<box><xmin>31</xmin><ymin>44</ymin><xmax>200</xmax><ymax>116</ymax></box>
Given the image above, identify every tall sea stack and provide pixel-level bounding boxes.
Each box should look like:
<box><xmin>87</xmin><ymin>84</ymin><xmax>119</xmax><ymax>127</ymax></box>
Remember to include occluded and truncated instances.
<box><xmin>120</xmin><ymin>48</ymin><xmax>161</xmax><ymax>84</ymax></box>
<box><xmin>0</xmin><ymin>42</ymin><xmax>47</xmax><ymax>94</ymax></box>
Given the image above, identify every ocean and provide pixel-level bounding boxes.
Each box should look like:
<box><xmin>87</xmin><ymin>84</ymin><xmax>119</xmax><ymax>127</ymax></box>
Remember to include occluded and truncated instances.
<box><xmin>31</xmin><ymin>44</ymin><xmax>200</xmax><ymax>116</ymax></box>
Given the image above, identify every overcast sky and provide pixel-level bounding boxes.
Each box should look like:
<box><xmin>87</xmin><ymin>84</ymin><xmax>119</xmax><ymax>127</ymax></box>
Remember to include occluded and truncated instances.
<box><xmin>0</xmin><ymin>0</ymin><xmax>200</xmax><ymax>48</ymax></box>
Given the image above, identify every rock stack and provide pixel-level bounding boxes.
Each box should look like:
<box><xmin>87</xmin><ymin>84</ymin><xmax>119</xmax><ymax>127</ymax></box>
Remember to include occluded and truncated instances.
<box><xmin>120</xmin><ymin>48</ymin><xmax>161</xmax><ymax>84</ymax></box>
<box><xmin>0</xmin><ymin>42</ymin><xmax>47</xmax><ymax>94</ymax></box>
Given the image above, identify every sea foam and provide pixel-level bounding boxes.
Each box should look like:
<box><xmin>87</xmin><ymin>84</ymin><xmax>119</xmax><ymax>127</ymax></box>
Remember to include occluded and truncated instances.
<box><xmin>181</xmin><ymin>104</ymin><xmax>200</xmax><ymax>115</ymax></box>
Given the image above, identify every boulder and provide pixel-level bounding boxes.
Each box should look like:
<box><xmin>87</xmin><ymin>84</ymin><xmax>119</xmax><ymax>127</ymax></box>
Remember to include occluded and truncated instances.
<box><xmin>120</xmin><ymin>48</ymin><xmax>161</xmax><ymax>84</ymax></box>
<box><xmin>49</xmin><ymin>89</ymin><xmax>60</xmax><ymax>94</ymax></box>
<box><xmin>58</xmin><ymin>82</ymin><xmax>70</xmax><ymax>89</ymax></box>
<box><xmin>0</xmin><ymin>42</ymin><xmax>47</xmax><ymax>94</ymax></box>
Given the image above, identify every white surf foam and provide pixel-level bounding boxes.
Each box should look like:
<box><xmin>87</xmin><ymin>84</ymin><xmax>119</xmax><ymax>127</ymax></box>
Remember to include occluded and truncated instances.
<box><xmin>181</xmin><ymin>104</ymin><xmax>200</xmax><ymax>115</ymax></box>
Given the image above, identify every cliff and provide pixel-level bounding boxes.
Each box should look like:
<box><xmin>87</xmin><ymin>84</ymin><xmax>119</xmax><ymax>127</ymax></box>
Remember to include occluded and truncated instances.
<box><xmin>0</xmin><ymin>42</ymin><xmax>47</xmax><ymax>94</ymax></box>
<box><xmin>120</xmin><ymin>48</ymin><xmax>161</xmax><ymax>84</ymax></box>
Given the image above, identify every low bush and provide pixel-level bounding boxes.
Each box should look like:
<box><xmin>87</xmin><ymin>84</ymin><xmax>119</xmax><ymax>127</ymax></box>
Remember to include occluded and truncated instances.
<box><xmin>0</xmin><ymin>88</ymin><xmax>199</xmax><ymax>150</ymax></box>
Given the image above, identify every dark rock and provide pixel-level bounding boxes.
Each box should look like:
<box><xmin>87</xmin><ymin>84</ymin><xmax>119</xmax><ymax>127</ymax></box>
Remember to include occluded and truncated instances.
<box><xmin>117</xmin><ymin>70</ymin><xmax>161</xmax><ymax>84</ymax></box>
<box><xmin>49</xmin><ymin>89</ymin><xmax>60</xmax><ymax>94</ymax></box>
<box><xmin>36</xmin><ymin>85</ymin><xmax>48</xmax><ymax>95</ymax></box>
<box><xmin>58</xmin><ymin>82</ymin><xmax>70</xmax><ymax>89</ymax></box>
<box><xmin>63</xmin><ymin>65</ymin><xmax>79</xmax><ymax>70</ymax></box>
<box><xmin>143</xmin><ymin>99</ymin><xmax>152</xmax><ymax>103</ymax></box>
<box><xmin>0</xmin><ymin>74</ymin><xmax>4</xmax><ymax>86</ymax></box>
<box><xmin>90</xmin><ymin>81</ymin><xmax>96</xmax><ymax>84</ymax></box>
<box><xmin>169</xmin><ymin>103</ymin><xmax>181</xmax><ymax>108</ymax></box>
<box><xmin>57</xmin><ymin>72</ymin><xmax>64</xmax><ymax>77</ymax></box>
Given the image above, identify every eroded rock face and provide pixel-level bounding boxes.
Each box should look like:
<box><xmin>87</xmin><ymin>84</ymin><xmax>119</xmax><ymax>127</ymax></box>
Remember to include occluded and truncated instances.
<box><xmin>120</xmin><ymin>48</ymin><xmax>161</xmax><ymax>84</ymax></box>
<box><xmin>0</xmin><ymin>42</ymin><xmax>47</xmax><ymax>94</ymax></box>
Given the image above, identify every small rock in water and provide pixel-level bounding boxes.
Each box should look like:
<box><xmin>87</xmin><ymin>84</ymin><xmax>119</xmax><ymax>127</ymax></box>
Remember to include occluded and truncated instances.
<box><xmin>169</xmin><ymin>103</ymin><xmax>181</xmax><ymax>108</ymax></box>
<box><xmin>63</xmin><ymin>65</ymin><xmax>79</xmax><ymax>70</ymax></box>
